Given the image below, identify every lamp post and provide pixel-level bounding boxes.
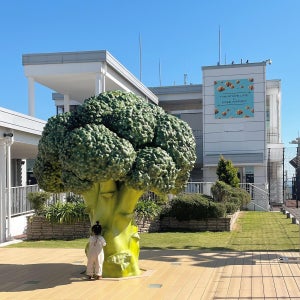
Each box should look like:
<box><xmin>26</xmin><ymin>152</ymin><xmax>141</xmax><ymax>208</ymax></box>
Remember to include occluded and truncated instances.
<box><xmin>290</xmin><ymin>137</ymin><xmax>300</xmax><ymax>208</ymax></box>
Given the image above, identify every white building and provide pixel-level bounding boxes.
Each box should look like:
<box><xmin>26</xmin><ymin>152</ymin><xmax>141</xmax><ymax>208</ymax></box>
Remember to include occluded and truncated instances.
<box><xmin>0</xmin><ymin>50</ymin><xmax>158</xmax><ymax>243</ymax></box>
<box><xmin>22</xmin><ymin>50</ymin><xmax>158</xmax><ymax>117</ymax></box>
<box><xmin>150</xmin><ymin>61</ymin><xmax>283</xmax><ymax>210</ymax></box>
<box><xmin>0</xmin><ymin>109</ymin><xmax>45</xmax><ymax>243</ymax></box>
<box><xmin>1</xmin><ymin>52</ymin><xmax>283</xmax><ymax>243</ymax></box>
<box><xmin>24</xmin><ymin>52</ymin><xmax>282</xmax><ymax>209</ymax></box>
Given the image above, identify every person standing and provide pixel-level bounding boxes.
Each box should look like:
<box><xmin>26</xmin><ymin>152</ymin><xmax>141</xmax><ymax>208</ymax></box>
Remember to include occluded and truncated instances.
<box><xmin>86</xmin><ymin>221</ymin><xmax>106</xmax><ymax>280</ymax></box>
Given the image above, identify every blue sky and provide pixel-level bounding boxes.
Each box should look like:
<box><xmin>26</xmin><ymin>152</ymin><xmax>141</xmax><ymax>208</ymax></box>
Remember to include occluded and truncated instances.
<box><xmin>0</xmin><ymin>0</ymin><xmax>299</xmax><ymax>151</ymax></box>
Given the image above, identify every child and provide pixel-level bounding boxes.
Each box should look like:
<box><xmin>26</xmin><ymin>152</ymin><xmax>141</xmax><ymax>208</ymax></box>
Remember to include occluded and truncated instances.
<box><xmin>86</xmin><ymin>221</ymin><xmax>106</xmax><ymax>280</ymax></box>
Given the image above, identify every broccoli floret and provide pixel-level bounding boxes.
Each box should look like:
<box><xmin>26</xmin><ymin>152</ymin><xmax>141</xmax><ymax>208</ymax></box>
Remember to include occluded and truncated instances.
<box><xmin>34</xmin><ymin>90</ymin><xmax>196</xmax><ymax>278</ymax></box>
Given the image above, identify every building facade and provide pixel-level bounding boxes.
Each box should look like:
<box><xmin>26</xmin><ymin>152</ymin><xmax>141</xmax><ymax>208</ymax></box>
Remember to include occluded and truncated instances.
<box><xmin>0</xmin><ymin>52</ymin><xmax>284</xmax><ymax>243</ymax></box>
<box><xmin>150</xmin><ymin>62</ymin><xmax>283</xmax><ymax>208</ymax></box>
<box><xmin>23</xmin><ymin>53</ymin><xmax>283</xmax><ymax>209</ymax></box>
<box><xmin>22</xmin><ymin>50</ymin><xmax>158</xmax><ymax>117</ymax></box>
<box><xmin>0</xmin><ymin>50</ymin><xmax>158</xmax><ymax>243</ymax></box>
<box><xmin>0</xmin><ymin>108</ymin><xmax>45</xmax><ymax>243</ymax></box>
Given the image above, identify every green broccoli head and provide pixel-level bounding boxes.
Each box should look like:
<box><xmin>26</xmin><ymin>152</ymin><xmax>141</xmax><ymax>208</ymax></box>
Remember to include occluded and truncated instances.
<box><xmin>34</xmin><ymin>91</ymin><xmax>196</xmax><ymax>195</ymax></box>
<box><xmin>126</xmin><ymin>147</ymin><xmax>177</xmax><ymax>194</ymax></box>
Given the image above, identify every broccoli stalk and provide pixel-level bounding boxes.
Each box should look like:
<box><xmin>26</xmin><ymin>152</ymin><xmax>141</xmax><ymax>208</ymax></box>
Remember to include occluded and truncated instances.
<box><xmin>82</xmin><ymin>180</ymin><xmax>143</xmax><ymax>277</ymax></box>
<box><xmin>34</xmin><ymin>91</ymin><xmax>196</xmax><ymax>278</ymax></box>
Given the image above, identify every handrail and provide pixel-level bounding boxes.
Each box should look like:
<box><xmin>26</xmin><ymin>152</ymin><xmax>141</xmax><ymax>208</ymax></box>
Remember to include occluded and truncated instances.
<box><xmin>239</xmin><ymin>182</ymin><xmax>268</xmax><ymax>194</ymax></box>
<box><xmin>9</xmin><ymin>185</ymin><xmax>39</xmax><ymax>216</ymax></box>
<box><xmin>9</xmin><ymin>182</ymin><xmax>271</xmax><ymax>216</ymax></box>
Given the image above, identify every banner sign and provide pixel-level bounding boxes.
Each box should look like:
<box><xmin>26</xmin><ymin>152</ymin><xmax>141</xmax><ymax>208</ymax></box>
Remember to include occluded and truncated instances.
<box><xmin>214</xmin><ymin>78</ymin><xmax>254</xmax><ymax>119</ymax></box>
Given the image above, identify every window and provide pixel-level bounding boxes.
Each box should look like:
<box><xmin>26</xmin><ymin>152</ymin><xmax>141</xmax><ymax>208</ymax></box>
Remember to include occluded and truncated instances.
<box><xmin>56</xmin><ymin>105</ymin><xmax>79</xmax><ymax>115</ymax></box>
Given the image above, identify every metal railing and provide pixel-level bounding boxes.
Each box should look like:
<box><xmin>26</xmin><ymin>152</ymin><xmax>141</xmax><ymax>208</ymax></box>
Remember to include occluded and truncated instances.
<box><xmin>185</xmin><ymin>181</ymin><xmax>270</xmax><ymax>211</ymax></box>
<box><xmin>239</xmin><ymin>183</ymin><xmax>270</xmax><ymax>211</ymax></box>
<box><xmin>9</xmin><ymin>185</ymin><xmax>75</xmax><ymax>217</ymax></box>
<box><xmin>184</xmin><ymin>182</ymin><xmax>214</xmax><ymax>196</ymax></box>
<box><xmin>10</xmin><ymin>184</ymin><xmax>39</xmax><ymax>216</ymax></box>
<box><xmin>8</xmin><ymin>181</ymin><xmax>270</xmax><ymax>216</ymax></box>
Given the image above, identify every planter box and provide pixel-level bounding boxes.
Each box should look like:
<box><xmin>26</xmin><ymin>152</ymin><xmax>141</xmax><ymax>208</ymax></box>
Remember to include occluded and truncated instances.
<box><xmin>135</xmin><ymin>216</ymin><xmax>160</xmax><ymax>233</ymax></box>
<box><xmin>159</xmin><ymin>212</ymin><xmax>238</xmax><ymax>232</ymax></box>
<box><xmin>26</xmin><ymin>212</ymin><xmax>239</xmax><ymax>240</ymax></box>
<box><xmin>26</xmin><ymin>216</ymin><xmax>91</xmax><ymax>240</ymax></box>
<box><xmin>136</xmin><ymin>212</ymin><xmax>239</xmax><ymax>233</ymax></box>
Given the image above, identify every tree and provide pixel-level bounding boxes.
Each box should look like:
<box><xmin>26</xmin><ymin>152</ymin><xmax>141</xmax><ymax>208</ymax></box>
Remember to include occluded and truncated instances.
<box><xmin>34</xmin><ymin>91</ymin><xmax>196</xmax><ymax>278</ymax></box>
<box><xmin>216</xmin><ymin>156</ymin><xmax>240</xmax><ymax>187</ymax></box>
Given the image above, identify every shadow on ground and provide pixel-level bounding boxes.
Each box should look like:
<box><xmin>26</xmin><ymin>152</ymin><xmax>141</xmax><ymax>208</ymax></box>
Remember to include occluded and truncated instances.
<box><xmin>0</xmin><ymin>263</ymin><xmax>86</xmax><ymax>292</ymax></box>
<box><xmin>140</xmin><ymin>249</ymin><xmax>280</xmax><ymax>268</ymax></box>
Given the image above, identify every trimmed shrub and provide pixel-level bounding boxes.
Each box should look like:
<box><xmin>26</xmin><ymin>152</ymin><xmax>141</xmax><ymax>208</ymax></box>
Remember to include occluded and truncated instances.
<box><xmin>216</xmin><ymin>155</ymin><xmax>240</xmax><ymax>187</ymax></box>
<box><xmin>135</xmin><ymin>199</ymin><xmax>162</xmax><ymax>220</ymax></box>
<box><xmin>225</xmin><ymin>200</ymin><xmax>240</xmax><ymax>214</ymax></box>
<box><xmin>161</xmin><ymin>193</ymin><xmax>226</xmax><ymax>221</ymax></box>
<box><xmin>211</xmin><ymin>181</ymin><xmax>231</xmax><ymax>202</ymax></box>
<box><xmin>211</xmin><ymin>181</ymin><xmax>251</xmax><ymax>213</ymax></box>
<box><xmin>27</xmin><ymin>191</ymin><xmax>51</xmax><ymax>215</ymax></box>
<box><xmin>231</xmin><ymin>188</ymin><xmax>251</xmax><ymax>208</ymax></box>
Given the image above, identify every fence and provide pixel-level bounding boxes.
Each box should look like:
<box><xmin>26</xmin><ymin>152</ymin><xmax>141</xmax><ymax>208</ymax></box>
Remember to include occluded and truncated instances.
<box><xmin>185</xmin><ymin>181</ymin><xmax>270</xmax><ymax>211</ymax></box>
<box><xmin>185</xmin><ymin>182</ymin><xmax>214</xmax><ymax>196</ymax></box>
<box><xmin>9</xmin><ymin>181</ymin><xmax>271</xmax><ymax>217</ymax></box>
<box><xmin>10</xmin><ymin>185</ymin><xmax>66</xmax><ymax>216</ymax></box>
<box><xmin>239</xmin><ymin>183</ymin><xmax>269</xmax><ymax>211</ymax></box>
<box><xmin>11</xmin><ymin>185</ymin><xmax>39</xmax><ymax>216</ymax></box>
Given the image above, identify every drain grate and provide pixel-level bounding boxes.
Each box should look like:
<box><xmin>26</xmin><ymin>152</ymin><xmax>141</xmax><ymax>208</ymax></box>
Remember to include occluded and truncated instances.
<box><xmin>279</xmin><ymin>257</ymin><xmax>300</xmax><ymax>263</ymax></box>
<box><xmin>148</xmin><ymin>283</ymin><xmax>162</xmax><ymax>288</ymax></box>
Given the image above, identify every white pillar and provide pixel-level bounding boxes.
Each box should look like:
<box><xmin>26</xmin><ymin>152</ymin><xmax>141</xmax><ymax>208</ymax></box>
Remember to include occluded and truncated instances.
<box><xmin>4</xmin><ymin>133</ymin><xmax>14</xmax><ymax>241</ymax></box>
<box><xmin>64</xmin><ymin>94</ymin><xmax>70</xmax><ymax>113</ymax></box>
<box><xmin>95</xmin><ymin>72</ymin><xmax>102</xmax><ymax>96</ymax></box>
<box><xmin>21</xmin><ymin>160</ymin><xmax>27</xmax><ymax>186</ymax></box>
<box><xmin>95</xmin><ymin>63</ymin><xmax>106</xmax><ymax>96</ymax></box>
<box><xmin>28</xmin><ymin>77</ymin><xmax>35</xmax><ymax>117</ymax></box>
<box><xmin>102</xmin><ymin>63</ymin><xmax>106</xmax><ymax>92</ymax></box>
<box><xmin>0</xmin><ymin>140</ymin><xmax>6</xmax><ymax>243</ymax></box>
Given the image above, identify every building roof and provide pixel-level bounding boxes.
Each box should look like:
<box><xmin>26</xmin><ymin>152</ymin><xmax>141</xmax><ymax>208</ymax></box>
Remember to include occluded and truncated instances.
<box><xmin>0</xmin><ymin>107</ymin><xmax>45</xmax><ymax>158</ymax></box>
<box><xmin>22</xmin><ymin>50</ymin><xmax>158</xmax><ymax>104</ymax></box>
<box><xmin>202</xmin><ymin>61</ymin><xmax>267</xmax><ymax>70</ymax></box>
<box><xmin>149</xmin><ymin>84</ymin><xmax>202</xmax><ymax>95</ymax></box>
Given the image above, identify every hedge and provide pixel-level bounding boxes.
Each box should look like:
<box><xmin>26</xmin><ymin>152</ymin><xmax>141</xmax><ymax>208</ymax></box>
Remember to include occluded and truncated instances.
<box><xmin>161</xmin><ymin>193</ymin><xmax>226</xmax><ymax>221</ymax></box>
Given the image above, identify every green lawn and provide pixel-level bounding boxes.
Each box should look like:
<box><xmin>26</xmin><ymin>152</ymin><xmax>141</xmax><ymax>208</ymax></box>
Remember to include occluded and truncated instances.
<box><xmin>5</xmin><ymin>211</ymin><xmax>300</xmax><ymax>251</ymax></box>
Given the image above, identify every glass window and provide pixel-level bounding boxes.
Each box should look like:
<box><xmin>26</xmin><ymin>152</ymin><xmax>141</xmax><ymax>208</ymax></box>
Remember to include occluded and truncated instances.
<box><xmin>57</xmin><ymin>105</ymin><xmax>64</xmax><ymax>115</ymax></box>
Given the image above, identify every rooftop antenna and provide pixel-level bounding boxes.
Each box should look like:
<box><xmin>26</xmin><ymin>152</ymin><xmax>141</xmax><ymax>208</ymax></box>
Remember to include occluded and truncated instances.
<box><xmin>159</xmin><ymin>59</ymin><xmax>162</xmax><ymax>86</ymax></box>
<box><xmin>184</xmin><ymin>74</ymin><xmax>188</xmax><ymax>85</ymax></box>
<box><xmin>139</xmin><ymin>33</ymin><xmax>142</xmax><ymax>81</ymax></box>
<box><xmin>218</xmin><ymin>25</ymin><xmax>222</xmax><ymax>65</ymax></box>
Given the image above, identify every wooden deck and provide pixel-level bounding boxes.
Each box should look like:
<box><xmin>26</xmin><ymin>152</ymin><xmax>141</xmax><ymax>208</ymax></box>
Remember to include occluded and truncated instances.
<box><xmin>1</xmin><ymin>248</ymin><xmax>300</xmax><ymax>299</ymax></box>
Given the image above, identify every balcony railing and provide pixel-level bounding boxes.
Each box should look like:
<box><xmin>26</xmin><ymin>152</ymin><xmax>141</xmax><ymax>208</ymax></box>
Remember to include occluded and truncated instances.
<box><xmin>10</xmin><ymin>185</ymin><xmax>39</xmax><ymax>216</ymax></box>
<box><xmin>8</xmin><ymin>181</ymin><xmax>270</xmax><ymax>216</ymax></box>
<box><xmin>184</xmin><ymin>182</ymin><xmax>214</xmax><ymax>196</ymax></box>
<box><xmin>9</xmin><ymin>185</ymin><xmax>69</xmax><ymax>217</ymax></box>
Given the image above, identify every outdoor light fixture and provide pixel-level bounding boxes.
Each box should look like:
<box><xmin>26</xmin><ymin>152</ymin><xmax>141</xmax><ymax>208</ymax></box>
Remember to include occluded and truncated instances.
<box><xmin>3</xmin><ymin>133</ymin><xmax>13</xmax><ymax>137</ymax></box>
<box><xmin>265</xmin><ymin>59</ymin><xmax>272</xmax><ymax>65</ymax></box>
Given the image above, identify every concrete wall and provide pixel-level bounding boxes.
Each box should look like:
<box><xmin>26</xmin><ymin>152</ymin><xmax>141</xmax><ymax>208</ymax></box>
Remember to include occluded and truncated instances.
<box><xmin>202</xmin><ymin>63</ymin><xmax>267</xmax><ymax>185</ymax></box>
<box><xmin>10</xmin><ymin>213</ymin><xmax>33</xmax><ymax>237</ymax></box>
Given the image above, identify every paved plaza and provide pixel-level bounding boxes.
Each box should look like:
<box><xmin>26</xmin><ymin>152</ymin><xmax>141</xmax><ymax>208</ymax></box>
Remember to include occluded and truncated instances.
<box><xmin>1</xmin><ymin>247</ymin><xmax>300</xmax><ymax>299</ymax></box>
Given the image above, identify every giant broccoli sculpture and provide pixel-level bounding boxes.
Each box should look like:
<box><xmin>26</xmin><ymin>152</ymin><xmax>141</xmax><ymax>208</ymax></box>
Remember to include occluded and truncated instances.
<box><xmin>34</xmin><ymin>90</ymin><xmax>196</xmax><ymax>278</ymax></box>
